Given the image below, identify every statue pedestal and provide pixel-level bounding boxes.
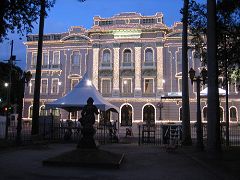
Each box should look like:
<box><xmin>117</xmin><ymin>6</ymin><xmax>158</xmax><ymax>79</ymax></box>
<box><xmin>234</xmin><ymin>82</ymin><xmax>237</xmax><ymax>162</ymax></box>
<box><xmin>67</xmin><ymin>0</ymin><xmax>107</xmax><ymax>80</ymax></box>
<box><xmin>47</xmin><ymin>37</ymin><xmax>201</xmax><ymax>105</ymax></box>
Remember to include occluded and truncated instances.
<box><xmin>77</xmin><ymin>127</ymin><xmax>98</xmax><ymax>149</ymax></box>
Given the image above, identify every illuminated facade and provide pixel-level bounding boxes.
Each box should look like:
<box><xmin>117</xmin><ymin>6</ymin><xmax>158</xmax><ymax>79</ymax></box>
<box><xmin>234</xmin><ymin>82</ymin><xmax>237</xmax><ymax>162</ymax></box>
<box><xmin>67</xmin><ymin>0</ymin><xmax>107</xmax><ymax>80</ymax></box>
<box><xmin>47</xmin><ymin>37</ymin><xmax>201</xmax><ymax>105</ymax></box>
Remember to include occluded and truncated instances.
<box><xmin>24</xmin><ymin>12</ymin><xmax>239</xmax><ymax>130</ymax></box>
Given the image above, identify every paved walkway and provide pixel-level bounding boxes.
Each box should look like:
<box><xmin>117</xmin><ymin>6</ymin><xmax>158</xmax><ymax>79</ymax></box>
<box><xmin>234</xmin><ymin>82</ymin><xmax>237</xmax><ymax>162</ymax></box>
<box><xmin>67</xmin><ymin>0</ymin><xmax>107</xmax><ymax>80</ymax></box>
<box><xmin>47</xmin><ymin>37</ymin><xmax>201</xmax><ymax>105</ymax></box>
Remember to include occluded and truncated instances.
<box><xmin>0</xmin><ymin>143</ymin><xmax>238</xmax><ymax>180</ymax></box>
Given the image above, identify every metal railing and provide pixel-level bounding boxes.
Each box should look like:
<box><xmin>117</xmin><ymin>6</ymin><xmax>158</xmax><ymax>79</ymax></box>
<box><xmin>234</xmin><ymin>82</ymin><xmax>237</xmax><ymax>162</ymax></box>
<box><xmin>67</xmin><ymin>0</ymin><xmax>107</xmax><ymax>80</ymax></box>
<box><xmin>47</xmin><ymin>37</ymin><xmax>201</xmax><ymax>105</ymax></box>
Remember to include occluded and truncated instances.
<box><xmin>0</xmin><ymin>120</ymin><xmax>116</xmax><ymax>145</ymax></box>
<box><xmin>138</xmin><ymin>123</ymin><xmax>240</xmax><ymax>147</ymax></box>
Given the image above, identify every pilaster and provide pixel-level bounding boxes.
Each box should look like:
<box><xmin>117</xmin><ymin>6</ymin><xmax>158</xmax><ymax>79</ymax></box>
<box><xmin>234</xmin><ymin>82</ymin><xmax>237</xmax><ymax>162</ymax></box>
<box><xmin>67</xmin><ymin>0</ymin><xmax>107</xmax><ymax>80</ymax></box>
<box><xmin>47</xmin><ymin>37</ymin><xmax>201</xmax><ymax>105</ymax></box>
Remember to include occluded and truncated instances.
<box><xmin>92</xmin><ymin>48</ymin><xmax>99</xmax><ymax>89</ymax></box>
<box><xmin>156</xmin><ymin>46</ymin><xmax>164</xmax><ymax>96</ymax></box>
<box><xmin>112</xmin><ymin>47</ymin><xmax>120</xmax><ymax>96</ymax></box>
<box><xmin>134</xmin><ymin>46</ymin><xmax>142</xmax><ymax>97</ymax></box>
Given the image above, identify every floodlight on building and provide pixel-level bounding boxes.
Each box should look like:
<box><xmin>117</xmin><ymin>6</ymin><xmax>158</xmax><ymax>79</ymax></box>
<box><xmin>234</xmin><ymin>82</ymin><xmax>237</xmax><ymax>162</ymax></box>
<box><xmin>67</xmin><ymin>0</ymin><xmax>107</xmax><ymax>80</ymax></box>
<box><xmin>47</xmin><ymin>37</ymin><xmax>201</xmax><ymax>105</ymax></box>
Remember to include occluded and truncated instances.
<box><xmin>58</xmin><ymin>82</ymin><xmax>62</xmax><ymax>86</ymax></box>
<box><xmin>123</xmin><ymin>80</ymin><xmax>128</xmax><ymax>85</ymax></box>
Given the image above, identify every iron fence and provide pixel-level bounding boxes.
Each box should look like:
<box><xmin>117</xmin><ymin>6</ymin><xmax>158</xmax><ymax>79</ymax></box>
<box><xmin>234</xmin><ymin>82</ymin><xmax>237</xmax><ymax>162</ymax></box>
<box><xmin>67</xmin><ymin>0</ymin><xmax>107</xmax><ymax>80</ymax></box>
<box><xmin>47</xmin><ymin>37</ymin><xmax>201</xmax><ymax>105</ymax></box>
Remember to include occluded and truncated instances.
<box><xmin>0</xmin><ymin>120</ymin><xmax>116</xmax><ymax>145</ymax></box>
<box><xmin>138</xmin><ymin>123</ymin><xmax>240</xmax><ymax>147</ymax></box>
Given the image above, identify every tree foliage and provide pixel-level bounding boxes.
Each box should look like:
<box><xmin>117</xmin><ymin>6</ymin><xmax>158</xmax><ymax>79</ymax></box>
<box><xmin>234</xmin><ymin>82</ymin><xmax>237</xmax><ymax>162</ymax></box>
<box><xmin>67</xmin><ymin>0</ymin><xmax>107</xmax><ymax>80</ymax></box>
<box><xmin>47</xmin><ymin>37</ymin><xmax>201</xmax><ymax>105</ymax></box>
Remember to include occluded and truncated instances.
<box><xmin>0</xmin><ymin>0</ymin><xmax>55</xmax><ymax>42</ymax></box>
<box><xmin>188</xmin><ymin>0</ymin><xmax>240</xmax><ymax>84</ymax></box>
<box><xmin>0</xmin><ymin>62</ymin><xmax>23</xmax><ymax>114</ymax></box>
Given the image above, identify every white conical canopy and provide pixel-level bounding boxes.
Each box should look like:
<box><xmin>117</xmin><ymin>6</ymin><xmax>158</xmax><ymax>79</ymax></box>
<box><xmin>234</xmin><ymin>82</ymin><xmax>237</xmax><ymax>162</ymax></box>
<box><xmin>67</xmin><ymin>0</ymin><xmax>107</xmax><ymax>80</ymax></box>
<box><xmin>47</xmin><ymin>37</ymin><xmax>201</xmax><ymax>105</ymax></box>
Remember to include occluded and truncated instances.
<box><xmin>45</xmin><ymin>73</ymin><xmax>119</xmax><ymax>112</ymax></box>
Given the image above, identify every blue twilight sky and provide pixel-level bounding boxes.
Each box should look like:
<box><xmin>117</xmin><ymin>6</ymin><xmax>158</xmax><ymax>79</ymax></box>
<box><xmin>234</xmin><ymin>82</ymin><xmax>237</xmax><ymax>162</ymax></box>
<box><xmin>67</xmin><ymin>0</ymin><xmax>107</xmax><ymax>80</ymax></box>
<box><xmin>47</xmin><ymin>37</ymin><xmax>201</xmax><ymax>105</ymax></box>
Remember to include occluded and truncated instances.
<box><xmin>0</xmin><ymin>0</ymin><xmax>205</xmax><ymax>69</ymax></box>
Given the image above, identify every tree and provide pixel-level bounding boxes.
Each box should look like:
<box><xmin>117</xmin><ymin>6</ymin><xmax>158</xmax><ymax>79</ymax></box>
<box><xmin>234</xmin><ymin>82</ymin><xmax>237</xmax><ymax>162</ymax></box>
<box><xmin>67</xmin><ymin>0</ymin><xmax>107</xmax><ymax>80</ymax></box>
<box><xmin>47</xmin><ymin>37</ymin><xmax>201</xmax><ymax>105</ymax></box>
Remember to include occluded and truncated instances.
<box><xmin>181</xmin><ymin>0</ymin><xmax>192</xmax><ymax>145</ymax></box>
<box><xmin>0</xmin><ymin>0</ymin><xmax>55</xmax><ymax>42</ymax></box>
<box><xmin>0</xmin><ymin>62</ymin><xmax>23</xmax><ymax>115</ymax></box>
<box><xmin>31</xmin><ymin>0</ymin><xmax>86</xmax><ymax>135</ymax></box>
<box><xmin>188</xmin><ymin>0</ymin><xmax>240</xmax><ymax>74</ymax></box>
<box><xmin>188</xmin><ymin>0</ymin><xmax>240</xmax><ymax>152</ymax></box>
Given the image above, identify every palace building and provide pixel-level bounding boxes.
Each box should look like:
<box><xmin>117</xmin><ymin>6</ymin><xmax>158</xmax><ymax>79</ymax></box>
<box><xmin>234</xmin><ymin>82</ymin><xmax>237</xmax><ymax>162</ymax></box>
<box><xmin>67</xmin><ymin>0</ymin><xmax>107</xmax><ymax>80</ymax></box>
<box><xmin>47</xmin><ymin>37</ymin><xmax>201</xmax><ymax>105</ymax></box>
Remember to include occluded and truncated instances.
<box><xmin>23</xmin><ymin>12</ymin><xmax>239</xmax><ymax>130</ymax></box>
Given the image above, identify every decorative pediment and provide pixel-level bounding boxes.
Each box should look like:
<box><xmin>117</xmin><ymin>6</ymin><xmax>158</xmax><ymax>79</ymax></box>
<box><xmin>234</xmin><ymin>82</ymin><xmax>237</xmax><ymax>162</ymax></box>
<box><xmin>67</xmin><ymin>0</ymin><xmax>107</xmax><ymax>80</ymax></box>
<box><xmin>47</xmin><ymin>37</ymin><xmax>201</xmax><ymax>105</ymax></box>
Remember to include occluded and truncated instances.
<box><xmin>61</xmin><ymin>34</ymin><xmax>90</xmax><ymax>42</ymax></box>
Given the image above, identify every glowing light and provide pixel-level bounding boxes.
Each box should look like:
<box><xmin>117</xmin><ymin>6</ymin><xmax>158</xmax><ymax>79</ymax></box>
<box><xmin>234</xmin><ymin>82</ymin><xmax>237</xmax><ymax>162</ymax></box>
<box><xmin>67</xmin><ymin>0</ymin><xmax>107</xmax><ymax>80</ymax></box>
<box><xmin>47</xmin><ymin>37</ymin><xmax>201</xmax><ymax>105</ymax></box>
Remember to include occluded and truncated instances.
<box><xmin>4</xmin><ymin>83</ymin><xmax>9</xmax><ymax>87</ymax></box>
<box><xmin>58</xmin><ymin>82</ymin><xmax>62</xmax><ymax>86</ymax></box>
<box><xmin>162</xmin><ymin>79</ymin><xmax>165</xmax><ymax>84</ymax></box>
<box><xmin>87</xmin><ymin>80</ymin><xmax>92</xmax><ymax>86</ymax></box>
<box><xmin>123</xmin><ymin>80</ymin><xmax>128</xmax><ymax>85</ymax></box>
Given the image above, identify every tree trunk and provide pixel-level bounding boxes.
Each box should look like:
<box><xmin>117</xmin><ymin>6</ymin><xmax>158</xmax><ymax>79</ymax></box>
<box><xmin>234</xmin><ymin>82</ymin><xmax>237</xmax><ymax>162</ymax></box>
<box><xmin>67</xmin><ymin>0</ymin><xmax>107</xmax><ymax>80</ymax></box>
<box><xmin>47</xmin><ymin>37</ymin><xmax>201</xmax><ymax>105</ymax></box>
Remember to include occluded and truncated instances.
<box><xmin>181</xmin><ymin>0</ymin><xmax>192</xmax><ymax>145</ymax></box>
<box><xmin>32</xmin><ymin>0</ymin><xmax>45</xmax><ymax>135</ymax></box>
<box><xmin>207</xmin><ymin>0</ymin><xmax>221</xmax><ymax>154</ymax></box>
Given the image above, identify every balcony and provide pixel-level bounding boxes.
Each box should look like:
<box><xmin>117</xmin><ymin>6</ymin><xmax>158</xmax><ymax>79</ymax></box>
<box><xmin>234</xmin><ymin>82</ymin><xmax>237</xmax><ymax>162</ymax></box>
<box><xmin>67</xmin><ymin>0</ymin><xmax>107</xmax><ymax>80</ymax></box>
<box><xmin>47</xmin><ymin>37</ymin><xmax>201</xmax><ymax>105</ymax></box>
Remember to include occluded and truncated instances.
<box><xmin>120</xmin><ymin>62</ymin><xmax>135</xmax><ymax>69</ymax></box>
<box><xmin>51</xmin><ymin>64</ymin><xmax>62</xmax><ymax>69</ymax></box>
<box><xmin>142</xmin><ymin>61</ymin><xmax>156</xmax><ymax>69</ymax></box>
<box><xmin>99</xmin><ymin>62</ymin><xmax>112</xmax><ymax>70</ymax></box>
<box><xmin>42</xmin><ymin>64</ymin><xmax>49</xmax><ymax>69</ymax></box>
<box><xmin>30</xmin><ymin>64</ymin><xmax>36</xmax><ymax>69</ymax></box>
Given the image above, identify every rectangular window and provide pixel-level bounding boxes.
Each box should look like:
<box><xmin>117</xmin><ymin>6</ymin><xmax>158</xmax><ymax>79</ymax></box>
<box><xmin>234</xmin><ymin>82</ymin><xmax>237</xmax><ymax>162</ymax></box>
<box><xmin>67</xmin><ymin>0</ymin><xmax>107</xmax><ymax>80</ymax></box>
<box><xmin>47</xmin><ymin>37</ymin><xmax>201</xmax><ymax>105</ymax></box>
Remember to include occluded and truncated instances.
<box><xmin>53</xmin><ymin>51</ymin><xmax>60</xmax><ymax>67</ymax></box>
<box><xmin>72</xmin><ymin>52</ymin><xmax>80</xmax><ymax>66</ymax></box>
<box><xmin>178</xmin><ymin>78</ymin><xmax>182</xmax><ymax>92</ymax></box>
<box><xmin>51</xmin><ymin>79</ymin><xmax>59</xmax><ymax>94</ymax></box>
<box><xmin>122</xmin><ymin>79</ymin><xmax>132</xmax><ymax>94</ymax></box>
<box><xmin>31</xmin><ymin>53</ymin><xmax>37</xmax><ymax>66</ymax></box>
<box><xmin>41</xmin><ymin>79</ymin><xmax>48</xmax><ymax>94</ymax></box>
<box><xmin>101</xmin><ymin>79</ymin><xmax>111</xmax><ymax>94</ymax></box>
<box><xmin>29</xmin><ymin>80</ymin><xmax>35</xmax><ymax>94</ymax></box>
<box><xmin>42</xmin><ymin>52</ymin><xmax>48</xmax><ymax>68</ymax></box>
<box><xmin>144</xmin><ymin>79</ymin><xmax>154</xmax><ymax>94</ymax></box>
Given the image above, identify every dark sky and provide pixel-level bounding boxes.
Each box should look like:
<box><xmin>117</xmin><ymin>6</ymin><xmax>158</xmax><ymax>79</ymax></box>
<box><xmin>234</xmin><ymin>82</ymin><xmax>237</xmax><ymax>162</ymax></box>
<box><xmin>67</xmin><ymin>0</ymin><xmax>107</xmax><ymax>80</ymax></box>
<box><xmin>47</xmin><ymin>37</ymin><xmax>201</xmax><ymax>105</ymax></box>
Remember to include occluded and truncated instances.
<box><xmin>0</xmin><ymin>0</ymin><xmax>205</xmax><ymax>70</ymax></box>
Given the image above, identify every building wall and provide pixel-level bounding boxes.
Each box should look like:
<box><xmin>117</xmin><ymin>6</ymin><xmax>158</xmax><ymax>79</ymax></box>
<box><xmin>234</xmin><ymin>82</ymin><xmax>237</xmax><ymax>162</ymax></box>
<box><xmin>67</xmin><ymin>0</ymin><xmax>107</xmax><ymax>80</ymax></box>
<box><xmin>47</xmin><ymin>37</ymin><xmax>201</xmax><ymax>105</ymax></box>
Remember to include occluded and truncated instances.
<box><xmin>23</xmin><ymin>12</ymin><xmax>240</xmax><ymax>126</ymax></box>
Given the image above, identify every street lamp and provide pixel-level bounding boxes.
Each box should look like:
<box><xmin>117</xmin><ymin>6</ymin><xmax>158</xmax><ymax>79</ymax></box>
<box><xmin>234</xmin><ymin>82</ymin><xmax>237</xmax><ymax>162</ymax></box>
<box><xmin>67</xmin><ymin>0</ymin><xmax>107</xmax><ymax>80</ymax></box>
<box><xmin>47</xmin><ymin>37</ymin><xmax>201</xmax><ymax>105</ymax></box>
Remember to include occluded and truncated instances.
<box><xmin>189</xmin><ymin>67</ymin><xmax>207</xmax><ymax>150</ymax></box>
<box><xmin>16</xmin><ymin>71</ymin><xmax>32</xmax><ymax>144</ymax></box>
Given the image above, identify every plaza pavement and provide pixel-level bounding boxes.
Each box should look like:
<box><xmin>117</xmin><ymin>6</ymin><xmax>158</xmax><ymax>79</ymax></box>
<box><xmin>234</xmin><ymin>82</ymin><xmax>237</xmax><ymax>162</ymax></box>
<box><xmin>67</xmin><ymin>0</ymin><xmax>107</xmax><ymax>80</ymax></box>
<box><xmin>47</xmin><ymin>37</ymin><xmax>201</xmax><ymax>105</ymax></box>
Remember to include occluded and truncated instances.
<box><xmin>0</xmin><ymin>142</ymin><xmax>239</xmax><ymax>180</ymax></box>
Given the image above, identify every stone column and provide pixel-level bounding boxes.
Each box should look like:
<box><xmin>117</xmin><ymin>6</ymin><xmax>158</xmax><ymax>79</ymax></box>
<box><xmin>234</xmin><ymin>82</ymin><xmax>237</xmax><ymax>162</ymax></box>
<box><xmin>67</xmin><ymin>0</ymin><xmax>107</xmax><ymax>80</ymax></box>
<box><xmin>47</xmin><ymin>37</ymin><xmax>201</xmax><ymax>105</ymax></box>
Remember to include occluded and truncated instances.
<box><xmin>156</xmin><ymin>44</ymin><xmax>164</xmax><ymax>96</ymax></box>
<box><xmin>92</xmin><ymin>45</ymin><xmax>99</xmax><ymax>89</ymax></box>
<box><xmin>112</xmin><ymin>44</ymin><xmax>120</xmax><ymax>97</ymax></box>
<box><xmin>134</xmin><ymin>45</ymin><xmax>142</xmax><ymax>97</ymax></box>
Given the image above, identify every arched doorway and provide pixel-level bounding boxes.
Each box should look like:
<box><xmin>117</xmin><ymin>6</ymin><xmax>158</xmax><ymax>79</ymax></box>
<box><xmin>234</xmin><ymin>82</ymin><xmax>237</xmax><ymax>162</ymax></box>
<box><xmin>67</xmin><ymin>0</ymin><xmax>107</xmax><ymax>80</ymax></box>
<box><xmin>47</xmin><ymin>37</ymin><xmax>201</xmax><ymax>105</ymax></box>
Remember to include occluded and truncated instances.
<box><xmin>143</xmin><ymin>104</ymin><xmax>155</xmax><ymax>125</ymax></box>
<box><xmin>220</xmin><ymin>107</ymin><xmax>224</xmax><ymax>122</ymax></box>
<box><xmin>121</xmin><ymin>105</ymin><xmax>132</xmax><ymax>126</ymax></box>
<box><xmin>230</xmin><ymin>106</ymin><xmax>237</xmax><ymax>122</ymax></box>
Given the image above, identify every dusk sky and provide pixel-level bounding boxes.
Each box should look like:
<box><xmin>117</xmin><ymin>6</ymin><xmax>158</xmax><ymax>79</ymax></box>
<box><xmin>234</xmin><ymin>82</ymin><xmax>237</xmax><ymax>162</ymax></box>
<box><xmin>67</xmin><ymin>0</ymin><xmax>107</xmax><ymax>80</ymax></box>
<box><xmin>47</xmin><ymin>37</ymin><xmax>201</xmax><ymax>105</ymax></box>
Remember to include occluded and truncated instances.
<box><xmin>0</xmin><ymin>0</ymin><xmax>205</xmax><ymax>69</ymax></box>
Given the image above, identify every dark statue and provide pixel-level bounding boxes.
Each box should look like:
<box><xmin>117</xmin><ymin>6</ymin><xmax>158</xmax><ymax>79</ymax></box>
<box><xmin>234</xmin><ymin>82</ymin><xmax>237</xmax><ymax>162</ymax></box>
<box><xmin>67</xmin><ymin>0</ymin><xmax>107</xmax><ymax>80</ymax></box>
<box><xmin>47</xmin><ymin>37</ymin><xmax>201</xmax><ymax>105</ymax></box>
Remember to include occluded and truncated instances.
<box><xmin>77</xmin><ymin>97</ymin><xmax>99</xmax><ymax>149</ymax></box>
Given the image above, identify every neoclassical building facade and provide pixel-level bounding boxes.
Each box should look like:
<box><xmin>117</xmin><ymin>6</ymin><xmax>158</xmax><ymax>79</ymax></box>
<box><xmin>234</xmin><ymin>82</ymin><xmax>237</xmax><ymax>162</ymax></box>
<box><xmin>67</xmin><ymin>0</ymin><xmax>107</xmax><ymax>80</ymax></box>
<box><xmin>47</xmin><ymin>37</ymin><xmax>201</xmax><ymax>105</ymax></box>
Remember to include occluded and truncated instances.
<box><xmin>23</xmin><ymin>12</ymin><xmax>239</xmax><ymax>128</ymax></box>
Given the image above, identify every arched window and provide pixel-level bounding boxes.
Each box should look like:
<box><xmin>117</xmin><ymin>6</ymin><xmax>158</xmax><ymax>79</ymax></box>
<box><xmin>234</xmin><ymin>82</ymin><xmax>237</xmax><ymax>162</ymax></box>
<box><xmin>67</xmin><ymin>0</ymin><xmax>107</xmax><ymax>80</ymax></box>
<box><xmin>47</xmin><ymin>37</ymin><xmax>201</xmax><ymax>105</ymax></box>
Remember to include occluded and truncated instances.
<box><xmin>40</xmin><ymin>106</ymin><xmax>47</xmax><ymax>116</ymax></box>
<box><xmin>179</xmin><ymin>107</ymin><xmax>183</xmax><ymax>121</ymax></box>
<box><xmin>29</xmin><ymin>106</ymin><xmax>33</xmax><ymax>118</ymax></box>
<box><xmin>145</xmin><ymin>48</ymin><xmax>153</xmax><ymax>62</ymax></box>
<box><xmin>143</xmin><ymin>105</ymin><xmax>155</xmax><ymax>125</ymax></box>
<box><xmin>230</xmin><ymin>107</ymin><xmax>237</xmax><ymax>122</ymax></box>
<box><xmin>121</xmin><ymin>104</ymin><xmax>132</xmax><ymax>126</ymax></box>
<box><xmin>102</xmin><ymin>49</ymin><xmax>111</xmax><ymax>63</ymax></box>
<box><xmin>123</xmin><ymin>49</ymin><xmax>131</xmax><ymax>63</ymax></box>
<box><xmin>203</xmin><ymin>107</ymin><xmax>207</xmax><ymax>121</ymax></box>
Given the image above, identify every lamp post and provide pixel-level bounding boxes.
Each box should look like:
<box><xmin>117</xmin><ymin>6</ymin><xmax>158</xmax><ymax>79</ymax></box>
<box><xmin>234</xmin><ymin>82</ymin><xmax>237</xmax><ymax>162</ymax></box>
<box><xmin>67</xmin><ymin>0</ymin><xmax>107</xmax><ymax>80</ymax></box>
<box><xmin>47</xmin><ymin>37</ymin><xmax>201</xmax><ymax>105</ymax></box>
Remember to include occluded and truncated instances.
<box><xmin>16</xmin><ymin>71</ymin><xmax>32</xmax><ymax>144</ymax></box>
<box><xmin>4</xmin><ymin>82</ymin><xmax>9</xmax><ymax>139</ymax></box>
<box><xmin>189</xmin><ymin>67</ymin><xmax>207</xmax><ymax>150</ymax></box>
